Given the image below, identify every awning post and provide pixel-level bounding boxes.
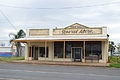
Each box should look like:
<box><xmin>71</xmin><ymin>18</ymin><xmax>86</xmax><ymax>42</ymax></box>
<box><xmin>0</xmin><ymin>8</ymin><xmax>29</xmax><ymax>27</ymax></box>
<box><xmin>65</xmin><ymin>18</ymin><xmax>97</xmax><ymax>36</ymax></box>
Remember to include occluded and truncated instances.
<box><xmin>31</xmin><ymin>46</ymin><xmax>32</xmax><ymax>60</ymax></box>
<box><xmin>83</xmin><ymin>41</ymin><xmax>86</xmax><ymax>62</ymax></box>
<box><xmin>45</xmin><ymin>41</ymin><xmax>47</xmax><ymax>59</ymax></box>
<box><xmin>64</xmin><ymin>41</ymin><xmax>66</xmax><ymax>58</ymax></box>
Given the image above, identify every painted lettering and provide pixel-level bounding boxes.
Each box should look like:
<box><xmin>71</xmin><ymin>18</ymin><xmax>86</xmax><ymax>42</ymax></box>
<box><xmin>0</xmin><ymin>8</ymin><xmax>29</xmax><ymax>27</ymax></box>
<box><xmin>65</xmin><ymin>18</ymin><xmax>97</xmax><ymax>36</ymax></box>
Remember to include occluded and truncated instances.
<box><xmin>62</xmin><ymin>29</ymin><xmax>93</xmax><ymax>34</ymax></box>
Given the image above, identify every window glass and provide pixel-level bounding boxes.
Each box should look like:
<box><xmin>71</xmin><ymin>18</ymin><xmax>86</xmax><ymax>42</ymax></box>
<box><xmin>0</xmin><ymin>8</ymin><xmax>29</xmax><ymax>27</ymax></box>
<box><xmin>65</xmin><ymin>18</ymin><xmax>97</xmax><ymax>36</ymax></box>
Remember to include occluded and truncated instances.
<box><xmin>66</xmin><ymin>42</ymin><xmax>72</xmax><ymax>58</ymax></box>
<box><xmin>39</xmin><ymin>47</ymin><xmax>48</xmax><ymax>58</ymax></box>
<box><xmin>85</xmin><ymin>41</ymin><xmax>102</xmax><ymax>59</ymax></box>
<box><xmin>54</xmin><ymin>42</ymin><xmax>64</xmax><ymax>58</ymax></box>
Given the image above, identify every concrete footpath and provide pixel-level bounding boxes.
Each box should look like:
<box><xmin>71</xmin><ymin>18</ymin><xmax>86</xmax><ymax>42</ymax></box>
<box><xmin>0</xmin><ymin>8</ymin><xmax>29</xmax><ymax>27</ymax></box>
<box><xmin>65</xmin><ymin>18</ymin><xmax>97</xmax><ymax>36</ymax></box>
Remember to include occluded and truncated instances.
<box><xmin>1</xmin><ymin>60</ymin><xmax>110</xmax><ymax>67</ymax></box>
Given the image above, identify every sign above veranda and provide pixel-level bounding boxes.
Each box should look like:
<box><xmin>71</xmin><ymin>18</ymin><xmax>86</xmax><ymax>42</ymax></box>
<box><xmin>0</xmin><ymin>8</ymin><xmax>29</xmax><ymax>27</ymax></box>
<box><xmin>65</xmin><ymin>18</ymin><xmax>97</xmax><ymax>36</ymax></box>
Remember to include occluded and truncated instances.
<box><xmin>53</xmin><ymin>28</ymin><xmax>102</xmax><ymax>35</ymax></box>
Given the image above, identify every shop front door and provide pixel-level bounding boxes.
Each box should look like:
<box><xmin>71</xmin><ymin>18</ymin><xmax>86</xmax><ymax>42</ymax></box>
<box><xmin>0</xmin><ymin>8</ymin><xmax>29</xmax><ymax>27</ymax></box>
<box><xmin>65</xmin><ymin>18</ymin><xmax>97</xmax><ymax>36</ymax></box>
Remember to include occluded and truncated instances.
<box><xmin>33</xmin><ymin>47</ymin><xmax>38</xmax><ymax>60</ymax></box>
<box><xmin>72</xmin><ymin>47</ymin><xmax>82</xmax><ymax>62</ymax></box>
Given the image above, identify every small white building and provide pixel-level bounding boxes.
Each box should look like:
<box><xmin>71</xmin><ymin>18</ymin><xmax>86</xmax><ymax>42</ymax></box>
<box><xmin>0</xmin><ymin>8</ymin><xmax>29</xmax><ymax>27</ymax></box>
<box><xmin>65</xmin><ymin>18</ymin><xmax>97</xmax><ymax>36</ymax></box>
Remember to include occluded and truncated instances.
<box><xmin>0</xmin><ymin>40</ymin><xmax>14</xmax><ymax>57</ymax></box>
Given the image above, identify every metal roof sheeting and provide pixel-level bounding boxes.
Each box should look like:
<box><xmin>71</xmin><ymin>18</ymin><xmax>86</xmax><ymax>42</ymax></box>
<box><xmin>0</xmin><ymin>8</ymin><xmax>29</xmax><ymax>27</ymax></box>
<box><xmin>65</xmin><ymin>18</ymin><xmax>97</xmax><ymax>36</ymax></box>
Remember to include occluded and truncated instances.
<box><xmin>15</xmin><ymin>36</ymin><xmax>108</xmax><ymax>41</ymax></box>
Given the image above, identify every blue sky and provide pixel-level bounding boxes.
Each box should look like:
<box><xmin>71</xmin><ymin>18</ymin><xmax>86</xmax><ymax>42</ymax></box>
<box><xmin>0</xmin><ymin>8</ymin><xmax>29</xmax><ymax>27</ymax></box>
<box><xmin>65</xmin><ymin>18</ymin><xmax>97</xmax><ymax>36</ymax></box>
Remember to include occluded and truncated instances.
<box><xmin>0</xmin><ymin>0</ymin><xmax>120</xmax><ymax>44</ymax></box>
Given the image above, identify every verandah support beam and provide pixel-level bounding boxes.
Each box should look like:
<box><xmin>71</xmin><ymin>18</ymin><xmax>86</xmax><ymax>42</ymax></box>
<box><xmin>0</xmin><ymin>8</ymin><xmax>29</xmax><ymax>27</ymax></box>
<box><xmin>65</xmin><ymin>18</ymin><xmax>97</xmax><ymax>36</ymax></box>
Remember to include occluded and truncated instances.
<box><xmin>28</xmin><ymin>42</ymin><xmax>30</xmax><ymax>61</ymax></box>
<box><xmin>34</xmin><ymin>46</ymin><xmax>35</xmax><ymax>60</ymax></box>
<box><xmin>83</xmin><ymin>41</ymin><xmax>86</xmax><ymax>62</ymax></box>
<box><xmin>31</xmin><ymin>46</ymin><xmax>32</xmax><ymax>60</ymax></box>
<box><xmin>27</xmin><ymin>42</ymin><xmax>31</xmax><ymax>61</ymax></box>
<box><xmin>63</xmin><ymin>41</ymin><xmax>66</xmax><ymax>58</ymax></box>
<box><xmin>45</xmin><ymin>41</ymin><xmax>47</xmax><ymax>60</ymax></box>
<box><xmin>38</xmin><ymin>46</ymin><xmax>39</xmax><ymax>59</ymax></box>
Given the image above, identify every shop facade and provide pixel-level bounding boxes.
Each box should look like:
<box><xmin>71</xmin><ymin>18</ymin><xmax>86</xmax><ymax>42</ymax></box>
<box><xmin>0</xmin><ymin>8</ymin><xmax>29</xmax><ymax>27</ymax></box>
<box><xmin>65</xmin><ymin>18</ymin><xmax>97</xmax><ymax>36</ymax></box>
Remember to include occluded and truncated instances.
<box><xmin>15</xmin><ymin>23</ymin><xmax>109</xmax><ymax>63</ymax></box>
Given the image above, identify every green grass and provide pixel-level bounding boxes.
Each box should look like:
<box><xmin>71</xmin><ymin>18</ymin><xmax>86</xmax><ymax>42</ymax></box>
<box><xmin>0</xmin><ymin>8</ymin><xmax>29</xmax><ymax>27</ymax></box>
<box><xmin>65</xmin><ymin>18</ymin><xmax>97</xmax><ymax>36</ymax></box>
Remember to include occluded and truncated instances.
<box><xmin>108</xmin><ymin>56</ymin><xmax>120</xmax><ymax>63</ymax></box>
<box><xmin>0</xmin><ymin>57</ymin><xmax>25</xmax><ymax>61</ymax></box>
<box><xmin>108</xmin><ymin>56</ymin><xmax>120</xmax><ymax>68</ymax></box>
<box><xmin>109</xmin><ymin>63</ymin><xmax>120</xmax><ymax>68</ymax></box>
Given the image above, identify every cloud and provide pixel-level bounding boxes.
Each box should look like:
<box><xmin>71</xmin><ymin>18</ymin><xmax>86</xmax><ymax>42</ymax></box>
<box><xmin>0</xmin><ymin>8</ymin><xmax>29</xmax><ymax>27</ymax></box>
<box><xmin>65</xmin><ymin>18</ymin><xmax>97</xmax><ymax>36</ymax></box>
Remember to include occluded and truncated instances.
<box><xmin>0</xmin><ymin>0</ymin><xmax>120</xmax><ymax>43</ymax></box>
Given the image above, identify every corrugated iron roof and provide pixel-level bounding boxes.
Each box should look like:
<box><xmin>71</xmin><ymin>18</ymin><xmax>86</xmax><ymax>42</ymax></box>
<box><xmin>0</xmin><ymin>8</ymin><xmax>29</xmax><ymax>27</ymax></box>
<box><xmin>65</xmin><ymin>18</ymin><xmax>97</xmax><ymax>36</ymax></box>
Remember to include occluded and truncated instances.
<box><xmin>16</xmin><ymin>36</ymin><xmax>108</xmax><ymax>40</ymax></box>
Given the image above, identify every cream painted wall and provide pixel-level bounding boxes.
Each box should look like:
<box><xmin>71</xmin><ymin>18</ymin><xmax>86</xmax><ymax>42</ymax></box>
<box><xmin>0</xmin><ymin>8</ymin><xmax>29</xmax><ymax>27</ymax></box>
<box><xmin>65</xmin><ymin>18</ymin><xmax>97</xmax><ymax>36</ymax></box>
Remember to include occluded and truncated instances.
<box><xmin>27</xmin><ymin>27</ymin><xmax>107</xmax><ymax>37</ymax></box>
<box><xmin>101</xmin><ymin>41</ymin><xmax>109</xmax><ymax>63</ymax></box>
<box><xmin>48</xmin><ymin>42</ymin><xmax>54</xmax><ymax>60</ymax></box>
<box><xmin>25</xmin><ymin>43</ymin><xmax>28</xmax><ymax>60</ymax></box>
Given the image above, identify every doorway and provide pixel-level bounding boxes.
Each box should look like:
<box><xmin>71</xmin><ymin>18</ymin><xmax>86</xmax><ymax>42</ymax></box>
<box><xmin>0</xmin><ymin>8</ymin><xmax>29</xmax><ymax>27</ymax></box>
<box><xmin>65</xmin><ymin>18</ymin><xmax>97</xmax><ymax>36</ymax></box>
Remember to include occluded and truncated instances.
<box><xmin>33</xmin><ymin>47</ymin><xmax>39</xmax><ymax>60</ymax></box>
<box><xmin>72</xmin><ymin>47</ymin><xmax>82</xmax><ymax>62</ymax></box>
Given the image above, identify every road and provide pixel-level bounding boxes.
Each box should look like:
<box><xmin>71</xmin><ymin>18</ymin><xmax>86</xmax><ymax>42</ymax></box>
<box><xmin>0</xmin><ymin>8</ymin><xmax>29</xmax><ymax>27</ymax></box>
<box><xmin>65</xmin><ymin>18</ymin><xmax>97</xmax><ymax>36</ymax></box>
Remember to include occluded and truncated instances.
<box><xmin>0</xmin><ymin>63</ymin><xmax>120</xmax><ymax>80</ymax></box>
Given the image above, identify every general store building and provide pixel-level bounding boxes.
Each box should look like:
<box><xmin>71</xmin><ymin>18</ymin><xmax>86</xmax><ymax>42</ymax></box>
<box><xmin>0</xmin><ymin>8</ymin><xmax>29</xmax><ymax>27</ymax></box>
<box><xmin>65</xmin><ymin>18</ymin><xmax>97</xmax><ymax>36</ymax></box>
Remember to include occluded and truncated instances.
<box><xmin>15</xmin><ymin>23</ymin><xmax>109</xmax><ymax>63</ymax></box>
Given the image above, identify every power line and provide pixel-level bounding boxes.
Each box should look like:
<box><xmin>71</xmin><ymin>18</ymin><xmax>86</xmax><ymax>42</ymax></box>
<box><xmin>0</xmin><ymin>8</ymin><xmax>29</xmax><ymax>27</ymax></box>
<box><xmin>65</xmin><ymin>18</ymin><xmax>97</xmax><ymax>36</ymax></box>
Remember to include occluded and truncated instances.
<box><xmin>0</xmin><ymin>1</ymin><xmax>119</xmax><ymax>32</ymax></box>
<box><xmin>0</xmin><ymin>1</ymin><xmax>120</xmax><ymax>10</ymax></box>
<box><xmin>0</xmin><ymin>9</ymin><xmax>18</xmax><ymax>31</ymax></box>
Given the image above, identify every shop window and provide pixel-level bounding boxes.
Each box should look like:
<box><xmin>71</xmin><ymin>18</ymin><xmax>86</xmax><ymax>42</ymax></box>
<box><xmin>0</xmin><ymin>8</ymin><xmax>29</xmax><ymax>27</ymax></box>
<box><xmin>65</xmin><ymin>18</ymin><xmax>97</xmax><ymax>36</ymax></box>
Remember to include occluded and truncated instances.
<box><xmin>39</xmin><ymin>47</ymin><xmax>48</xmax><ymax>58</ymax></box>
<box><xmin>65</xmin><ymin>42</ymin><xmax>72</xmax><ymax>58</ymax></box>
<box><xmin>29</xmin><ymin>47</ymin><xmax>48</xmax><ymax>58</ymax></box>
<box><xmin>85</xmin><ymin>41</ymin><xmax>102</xmax><ymax>60</ymax></box>
<box><xmin>54</xmin><ymin>42</ymin><xmax>64</xmax><ymax>58</ymax></box>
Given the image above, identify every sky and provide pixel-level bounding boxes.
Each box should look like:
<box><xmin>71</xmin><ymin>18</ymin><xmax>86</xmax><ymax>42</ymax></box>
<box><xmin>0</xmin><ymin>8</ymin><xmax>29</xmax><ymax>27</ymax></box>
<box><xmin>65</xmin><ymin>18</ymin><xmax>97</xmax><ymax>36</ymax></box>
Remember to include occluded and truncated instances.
<box><xmin>0</xmin><ymin>0</ymin><xmax>120</xmax><ymax>44</ymax></box>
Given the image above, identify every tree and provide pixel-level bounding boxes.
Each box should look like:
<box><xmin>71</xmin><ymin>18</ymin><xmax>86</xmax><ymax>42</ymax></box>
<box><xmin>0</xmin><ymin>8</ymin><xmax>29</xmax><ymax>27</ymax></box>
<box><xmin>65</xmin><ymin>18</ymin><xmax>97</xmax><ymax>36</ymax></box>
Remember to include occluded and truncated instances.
<box><xmin>9</xmin><ymin>29</ymin><xmax>26</xmax><ymax>57</ymax></box>
<box><xmin>109</xmin><ymin>41</ymin><xmax>116</xmax><ymax>56</ymax></box>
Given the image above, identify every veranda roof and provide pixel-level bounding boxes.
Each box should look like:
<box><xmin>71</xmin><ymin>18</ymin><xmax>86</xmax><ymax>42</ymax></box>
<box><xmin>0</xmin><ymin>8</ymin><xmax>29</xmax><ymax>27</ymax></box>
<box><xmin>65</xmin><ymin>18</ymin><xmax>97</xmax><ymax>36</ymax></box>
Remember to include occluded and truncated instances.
<box><xmin>14</xmin><ymin>36</ymin><xmax>108</xmax><ymax>42</ymax></box>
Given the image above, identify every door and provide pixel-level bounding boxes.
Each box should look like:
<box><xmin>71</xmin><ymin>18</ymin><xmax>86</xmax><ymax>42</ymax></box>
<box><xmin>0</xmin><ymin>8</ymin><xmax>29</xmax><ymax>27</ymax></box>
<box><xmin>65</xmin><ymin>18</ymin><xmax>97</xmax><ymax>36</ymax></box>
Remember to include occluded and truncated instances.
<box><xmin>33</xmin><ymin>47</ymin><xmax>38</xmax><ymax>60</ymax></box>
<box><xmin>72</xmin><ymin>47</ymin><xmax>82</xmax><ymax>62</ymax></box>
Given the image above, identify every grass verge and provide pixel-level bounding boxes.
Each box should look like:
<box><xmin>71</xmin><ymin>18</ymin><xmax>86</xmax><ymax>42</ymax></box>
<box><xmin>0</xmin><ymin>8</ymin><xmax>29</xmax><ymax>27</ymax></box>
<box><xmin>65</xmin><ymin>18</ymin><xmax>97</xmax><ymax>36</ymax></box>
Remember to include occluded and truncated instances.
<box><xmin>108</xmin><ymin>56</ymin><xmax>120</xmax><ymax>63</ymax></box>
<box><xmin>0</xmin><ymin>57</ymin><xmax>25</xmax><ymax>61</ymax></box>
<box><xmin>109</xmin><ymin>63</ymin><xmax>120</xmax><ymax>68</ymax></box>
